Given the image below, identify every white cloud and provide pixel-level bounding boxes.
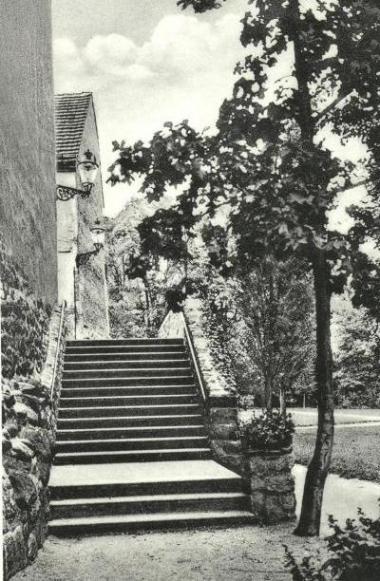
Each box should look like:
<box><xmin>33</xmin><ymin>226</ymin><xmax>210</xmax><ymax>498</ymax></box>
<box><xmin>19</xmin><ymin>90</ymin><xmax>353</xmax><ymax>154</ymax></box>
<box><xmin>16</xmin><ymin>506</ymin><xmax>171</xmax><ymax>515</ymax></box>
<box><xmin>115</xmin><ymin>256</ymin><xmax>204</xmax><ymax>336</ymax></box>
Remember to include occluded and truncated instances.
<box><xmin>53</xmin><ymin>12</ymin><xmax>245</xmax><ymax>216</ymax></box>
<box><xmin>84</xmin><ymin>34</ymin><xmax>138</xmax><ymax>76</ymax></box>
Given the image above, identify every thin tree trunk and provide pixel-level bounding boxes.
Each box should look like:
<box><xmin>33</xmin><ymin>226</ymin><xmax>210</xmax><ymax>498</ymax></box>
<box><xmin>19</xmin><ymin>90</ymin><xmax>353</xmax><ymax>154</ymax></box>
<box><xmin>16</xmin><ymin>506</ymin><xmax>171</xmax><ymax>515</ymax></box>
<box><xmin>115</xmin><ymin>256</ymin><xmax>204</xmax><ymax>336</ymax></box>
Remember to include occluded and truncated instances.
<box><xmin>294</xmin><ymin>249</ymin><xmax>334</xmax><ymax>536</ymax></box>
<box><xmin>279</xmin><ymin>386</ymin><xmax>286</xmax><ymax>421</ymax></box>
<box><xmin>143</xmin><ymin>278</ymin><xmax>153</xmax><ymax>332</ymax></box>
<box><xmin>264</xmin><ymin>376</ymin><xmax>273</xmax><ymax>410</ymax></box>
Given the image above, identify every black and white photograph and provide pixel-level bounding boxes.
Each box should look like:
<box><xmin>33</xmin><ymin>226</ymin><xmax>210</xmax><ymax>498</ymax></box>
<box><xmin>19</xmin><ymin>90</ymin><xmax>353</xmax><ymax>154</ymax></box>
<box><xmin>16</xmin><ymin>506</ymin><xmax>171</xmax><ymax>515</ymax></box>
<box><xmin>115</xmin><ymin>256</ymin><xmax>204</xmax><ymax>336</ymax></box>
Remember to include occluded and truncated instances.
<box><xmin>1</xmin><ymin>1</ymin><xmax>379</xmax><ymax>579</ymax></box>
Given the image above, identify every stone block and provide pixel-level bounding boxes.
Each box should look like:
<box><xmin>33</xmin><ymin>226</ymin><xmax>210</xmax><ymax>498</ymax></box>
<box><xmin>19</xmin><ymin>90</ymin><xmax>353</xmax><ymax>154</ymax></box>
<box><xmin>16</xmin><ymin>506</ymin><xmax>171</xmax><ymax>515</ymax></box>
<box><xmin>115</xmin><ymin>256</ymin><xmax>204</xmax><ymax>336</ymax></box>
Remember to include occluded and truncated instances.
<box><xmin>248</xmin><ymin>451</ymin><xmax>294</xmax><ymax>476</ymax></box>
<box><xmin>20</xmin><ymin>427</ymin><xmax>52</xmax><ymax>460</ymax></box>
<box><xmin>248</xmin><ymin>450</ymin><xmax>296</xmax><ymax>524</ymax></box>
<box><xmin>11</xmin><ymin>438</ymin><xmax>35</xmax><ymax>461</ymax></box>
<box><xmin>209</xmin><ymin>422</ymin><xmax>239</xmax><ymax>439</ymax></box>
<box><xmin>210</xmin><ymin>441</ymin><xmax>246</xmax><ymax>476</ymax></box>
<box><xmin>27</xmin><ymin>533</ymin><xmax>38</xmax><ymax>561</ymax></box>
<box><xmin>3</xmin><ymin>526</ymin><xmax>28</xmax><ymax>580</ymax></box>
<box><xmin>250</xmin><ymin>472</ymin><xmax>295</xmax><ymax>494</ymax></box>
<box><xmin>13</xmin><ymin>402</ymin><xmax>38</xmax><ymax>425</ymax></box>
<box><xmin>8</xmin><ymin>470</ymin><xmax>39</xmax><ymax>510</ymax></box>
<box><xmin>209</xmin><ymin>407</ymin><xmax>238</xmax><ymax>424</ymax></box>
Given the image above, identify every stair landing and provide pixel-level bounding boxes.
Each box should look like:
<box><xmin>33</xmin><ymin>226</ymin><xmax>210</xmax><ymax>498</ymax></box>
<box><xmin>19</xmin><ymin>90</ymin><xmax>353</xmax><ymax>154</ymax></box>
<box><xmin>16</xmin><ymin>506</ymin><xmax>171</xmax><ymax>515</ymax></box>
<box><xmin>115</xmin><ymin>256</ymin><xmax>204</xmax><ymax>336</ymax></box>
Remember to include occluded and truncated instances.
<box><xmin>50</xmin><ymin>459</ymin><xmax>241</xmax><ymax>487</ymax></box>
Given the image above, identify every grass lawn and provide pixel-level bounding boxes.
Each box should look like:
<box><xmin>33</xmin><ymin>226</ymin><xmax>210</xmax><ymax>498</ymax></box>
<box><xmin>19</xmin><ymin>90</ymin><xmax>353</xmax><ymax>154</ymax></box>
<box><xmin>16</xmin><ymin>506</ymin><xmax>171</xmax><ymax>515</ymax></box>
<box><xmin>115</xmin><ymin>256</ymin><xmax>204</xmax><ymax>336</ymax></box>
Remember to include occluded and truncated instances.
<box><xmin>294</xmin><ymin>424</ymin><xmax>380</xmax><ymax>483</ymax></box>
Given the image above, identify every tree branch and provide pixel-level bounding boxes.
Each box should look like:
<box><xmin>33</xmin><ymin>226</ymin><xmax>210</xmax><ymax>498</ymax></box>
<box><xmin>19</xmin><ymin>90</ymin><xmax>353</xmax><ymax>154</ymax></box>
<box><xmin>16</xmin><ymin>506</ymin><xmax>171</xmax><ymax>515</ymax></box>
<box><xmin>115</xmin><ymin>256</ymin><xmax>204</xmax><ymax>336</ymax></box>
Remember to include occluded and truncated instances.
<box><xmin>330</xmin><ymin>178</ymin><xmax>370</xmax><ymax>198</ymax></box>
<box><xmin>314</xmin><ymin>91</ymin><xmax>352</xmax><ymax>125</ymax></box>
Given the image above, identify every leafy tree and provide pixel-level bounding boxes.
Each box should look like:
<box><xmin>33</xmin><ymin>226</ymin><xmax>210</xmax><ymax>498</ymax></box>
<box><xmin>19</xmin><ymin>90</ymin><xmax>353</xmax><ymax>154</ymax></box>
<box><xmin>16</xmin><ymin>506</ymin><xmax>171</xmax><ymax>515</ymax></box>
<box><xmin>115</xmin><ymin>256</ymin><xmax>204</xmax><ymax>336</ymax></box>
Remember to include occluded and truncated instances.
<box><xmin>333</xmin><ymin>304</ymin><xmax>380</xmax><ymax>408</ymax></box>
<box><xmin>109</xmin><ymin>0</ymin><xmax>380</xmax><ymax>535</ymax></box>
<box><xmin>233</xmin><ymin>257</ymin><xmax>315</xmax><ymax>413</ymax></box>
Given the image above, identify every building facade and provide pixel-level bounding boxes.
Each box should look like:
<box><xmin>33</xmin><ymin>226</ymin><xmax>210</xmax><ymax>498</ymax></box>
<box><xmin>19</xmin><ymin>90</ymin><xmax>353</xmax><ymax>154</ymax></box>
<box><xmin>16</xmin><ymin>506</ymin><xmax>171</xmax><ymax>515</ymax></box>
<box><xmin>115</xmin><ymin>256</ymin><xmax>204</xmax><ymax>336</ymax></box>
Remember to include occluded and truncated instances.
<box><xmin>55</xmin><ymin>92</ymin><xmax>109</xmax><ymax>339</ymax></box>
<box><xmin>0</xmin><ymin>0</ymin><xmax>57</xmax><ymax>304</ymax></box>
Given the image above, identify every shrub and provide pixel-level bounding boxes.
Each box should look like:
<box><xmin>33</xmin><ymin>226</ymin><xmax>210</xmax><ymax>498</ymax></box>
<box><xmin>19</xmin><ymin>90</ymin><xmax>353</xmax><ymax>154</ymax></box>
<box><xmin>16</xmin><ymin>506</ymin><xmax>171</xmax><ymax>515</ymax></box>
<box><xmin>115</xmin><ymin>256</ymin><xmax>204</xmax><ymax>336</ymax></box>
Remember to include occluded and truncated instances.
<box><xmin>239</xmin><ymin>408</ymin><xmax>295</xmax><ymax>451</ymax></box>
<box><xmin>284</xmin><ymin>508</ymin><xmax>380</xmax><ymax>581</ymax></box>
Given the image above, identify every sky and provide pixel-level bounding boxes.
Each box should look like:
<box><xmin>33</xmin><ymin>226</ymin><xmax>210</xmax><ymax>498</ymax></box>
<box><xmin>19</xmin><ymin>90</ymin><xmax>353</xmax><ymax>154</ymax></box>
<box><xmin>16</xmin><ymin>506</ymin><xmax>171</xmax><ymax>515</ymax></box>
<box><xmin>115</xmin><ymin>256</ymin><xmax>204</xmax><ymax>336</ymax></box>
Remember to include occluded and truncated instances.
<box><xmin>52</xmin><ymin>0</ymin><xmax>248</xmax><ymax>216</ymax></box>
<box><xmin>52</xmin><ymin>0</ymin><xmax>367</xmax><ymax>227</ymax></box>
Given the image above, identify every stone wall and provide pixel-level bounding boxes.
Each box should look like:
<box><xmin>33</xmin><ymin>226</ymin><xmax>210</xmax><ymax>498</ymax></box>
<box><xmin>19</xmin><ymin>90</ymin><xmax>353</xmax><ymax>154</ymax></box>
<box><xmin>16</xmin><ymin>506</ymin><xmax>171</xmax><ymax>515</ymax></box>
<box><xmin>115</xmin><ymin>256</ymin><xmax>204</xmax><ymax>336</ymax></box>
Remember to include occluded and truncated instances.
<box><xmin>76</xmin><ymin>250</ymin><xmax>110</xmax><ymax>339</ymax></box>
<box><xmin>2</xmin><ymin>293</ymin><xmax>66</xmax><ymax>580</ymax></box>
<box><xmin>0</xmin><ymin>0</ymin><xmax>57</xmax><ymax>304</ymax></box>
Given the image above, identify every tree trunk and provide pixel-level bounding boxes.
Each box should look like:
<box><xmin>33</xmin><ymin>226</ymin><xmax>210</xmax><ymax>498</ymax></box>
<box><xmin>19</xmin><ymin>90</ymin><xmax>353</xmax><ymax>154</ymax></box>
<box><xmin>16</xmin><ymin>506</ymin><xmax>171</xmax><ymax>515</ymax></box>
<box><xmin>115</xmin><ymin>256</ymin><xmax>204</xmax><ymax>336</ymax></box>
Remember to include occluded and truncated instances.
<box><xmin>143</xmin><ymin>278</ymin><xmax>153</xmax><ymax>332</ymax></box>
<box><xmin>294</xmin><ymin>249</ymin><xmax>334</xmax><ymax>536</ymax></box>
<box><xmin>279</xmin><ymin>386</ymin><xmax>286</xmax><ymax>421</ymax></box>
<box><xmin>264</xmin><ymin>376</ymin><xmax>273</xmax><ymax>411</ymax></box>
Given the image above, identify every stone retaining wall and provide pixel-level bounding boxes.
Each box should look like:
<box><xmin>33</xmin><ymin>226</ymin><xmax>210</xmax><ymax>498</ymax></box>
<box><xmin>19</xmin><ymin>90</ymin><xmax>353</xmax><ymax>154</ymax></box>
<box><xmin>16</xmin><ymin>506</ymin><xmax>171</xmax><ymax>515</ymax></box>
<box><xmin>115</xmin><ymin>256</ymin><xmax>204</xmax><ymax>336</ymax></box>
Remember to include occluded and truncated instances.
<box><xmin>2</xmin><ymin>305</ymin><xmax>66</xmax><ymax>580</ymax></box>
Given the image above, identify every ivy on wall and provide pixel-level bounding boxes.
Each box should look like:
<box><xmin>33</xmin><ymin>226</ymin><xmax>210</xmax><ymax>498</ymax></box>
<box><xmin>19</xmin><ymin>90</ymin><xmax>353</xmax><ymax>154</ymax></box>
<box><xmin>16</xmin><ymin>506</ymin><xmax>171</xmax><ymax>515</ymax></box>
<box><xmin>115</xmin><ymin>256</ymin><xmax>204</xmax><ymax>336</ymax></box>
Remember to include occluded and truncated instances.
<box><xmin>0</xmin><ymin>241</ymin><xmax>51</xmax><ymax>380</ymax></box>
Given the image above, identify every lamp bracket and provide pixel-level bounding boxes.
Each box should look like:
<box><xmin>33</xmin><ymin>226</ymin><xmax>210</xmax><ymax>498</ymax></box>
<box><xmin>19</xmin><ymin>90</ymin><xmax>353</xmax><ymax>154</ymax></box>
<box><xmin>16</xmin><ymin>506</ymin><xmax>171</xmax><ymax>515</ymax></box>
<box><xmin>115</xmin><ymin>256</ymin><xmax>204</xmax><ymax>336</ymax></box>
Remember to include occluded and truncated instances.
<box><xmin>56</xmin><ymin>185</ymin><xmax>92</xmax><ymax>201</ymax></box>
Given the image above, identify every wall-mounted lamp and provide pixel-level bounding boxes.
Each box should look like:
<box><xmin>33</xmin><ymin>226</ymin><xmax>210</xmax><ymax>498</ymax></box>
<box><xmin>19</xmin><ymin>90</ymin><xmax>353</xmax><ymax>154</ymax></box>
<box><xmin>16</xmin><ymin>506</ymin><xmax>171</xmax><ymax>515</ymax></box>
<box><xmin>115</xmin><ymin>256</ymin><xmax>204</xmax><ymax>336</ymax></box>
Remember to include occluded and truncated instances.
<box><xmin>57</xmin><ymin>150</ymin><xmax>99</xmax><ymax>201</ymax></box>
<box><xmin>76</xmin><ymin>218</ymin><xmax>106</xmax><ymax>267</ymax></box>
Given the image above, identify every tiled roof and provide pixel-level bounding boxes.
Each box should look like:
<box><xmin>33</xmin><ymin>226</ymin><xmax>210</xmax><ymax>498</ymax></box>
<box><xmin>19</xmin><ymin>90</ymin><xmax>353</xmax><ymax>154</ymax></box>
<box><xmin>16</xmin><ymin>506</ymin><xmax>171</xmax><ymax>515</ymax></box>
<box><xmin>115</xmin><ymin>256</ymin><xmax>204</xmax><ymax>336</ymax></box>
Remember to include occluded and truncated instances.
<box><xmin>55</xmin><ymin>92</ymin><xmax>92</xmax><ymax>171</ymax></box>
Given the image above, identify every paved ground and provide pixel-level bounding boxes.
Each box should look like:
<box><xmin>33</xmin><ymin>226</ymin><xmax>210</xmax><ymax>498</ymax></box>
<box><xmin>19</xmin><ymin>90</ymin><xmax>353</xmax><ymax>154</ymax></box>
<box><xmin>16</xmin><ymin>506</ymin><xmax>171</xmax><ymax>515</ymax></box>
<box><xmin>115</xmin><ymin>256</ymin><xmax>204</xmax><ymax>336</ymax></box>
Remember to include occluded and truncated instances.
<box><xmin>289</xmin><ymin>408</ymin><xmax>380</xmax><ymax>426</ymax></box>
<box><xmin>294</xmin><ymin>465</ymin><xmax>380</xmax><ymax>535</ymax></box>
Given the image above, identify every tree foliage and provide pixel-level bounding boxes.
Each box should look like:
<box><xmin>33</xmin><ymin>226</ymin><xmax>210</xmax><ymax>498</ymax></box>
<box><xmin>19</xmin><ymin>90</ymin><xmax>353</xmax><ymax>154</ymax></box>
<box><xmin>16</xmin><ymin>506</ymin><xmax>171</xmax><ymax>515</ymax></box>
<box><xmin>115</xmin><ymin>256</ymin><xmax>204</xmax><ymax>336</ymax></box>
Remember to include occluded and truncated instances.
<box><xmin>233</xmin><ymin>257</ymin><xmax>315</xmax><ymax>409</ymax></box>
<box><xmin>109</xmin><ymin>0</ymin><xmax>380</xmax><ymax>535</ymax></box>
<box><xmin>333</xmin><ymin>305</ymin><xmax>380</xmax><ymax>408</ymax></box>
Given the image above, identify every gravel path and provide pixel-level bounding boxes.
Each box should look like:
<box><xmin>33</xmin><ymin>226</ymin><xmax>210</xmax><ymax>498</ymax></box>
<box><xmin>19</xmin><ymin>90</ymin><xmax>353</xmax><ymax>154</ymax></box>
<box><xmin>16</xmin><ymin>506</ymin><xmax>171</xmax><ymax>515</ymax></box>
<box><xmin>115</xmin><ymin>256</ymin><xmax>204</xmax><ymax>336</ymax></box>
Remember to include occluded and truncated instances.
<box><xmin>12</xmin><ymin>524</ymin><xmax>323</xmax><ymax>581</ymax></box>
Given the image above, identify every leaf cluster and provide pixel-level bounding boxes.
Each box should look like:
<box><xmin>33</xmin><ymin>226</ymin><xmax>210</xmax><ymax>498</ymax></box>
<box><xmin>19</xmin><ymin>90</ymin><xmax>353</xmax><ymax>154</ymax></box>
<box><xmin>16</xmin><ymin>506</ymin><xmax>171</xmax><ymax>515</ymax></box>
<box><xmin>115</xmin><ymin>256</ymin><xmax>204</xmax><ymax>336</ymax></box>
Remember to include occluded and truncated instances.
<box><xmin>239</xmin><ymin>408</ymin><xmax>295</xmax><ymax>451</ymax></box>
<box><xmin>284</xmin><ymin>507</ymin><xmax>380</xmax><ymax>581</ymax></box>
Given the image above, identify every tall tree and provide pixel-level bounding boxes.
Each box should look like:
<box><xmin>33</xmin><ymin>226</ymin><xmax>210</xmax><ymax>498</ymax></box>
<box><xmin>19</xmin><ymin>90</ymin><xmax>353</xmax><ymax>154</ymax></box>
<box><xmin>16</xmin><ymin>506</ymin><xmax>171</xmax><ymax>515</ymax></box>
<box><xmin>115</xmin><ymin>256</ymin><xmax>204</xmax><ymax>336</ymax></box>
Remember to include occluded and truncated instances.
<box><xmin>233</xmin><ymin>257</ymin><xmax>315</xmax><ymax>413</ymax></box>
<box><xmin>109</xmin><ymin>0</ymin><xmax>380</xmax><ymax>535</ymax></box>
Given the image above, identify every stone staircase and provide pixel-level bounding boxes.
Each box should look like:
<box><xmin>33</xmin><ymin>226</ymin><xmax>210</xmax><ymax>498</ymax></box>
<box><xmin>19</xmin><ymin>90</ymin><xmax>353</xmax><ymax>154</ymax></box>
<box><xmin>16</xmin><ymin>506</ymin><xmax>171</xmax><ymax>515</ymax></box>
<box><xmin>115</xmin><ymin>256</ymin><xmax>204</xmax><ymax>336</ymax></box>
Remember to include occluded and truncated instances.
<box><xmin>49</xmin><ymin>338</ymin><xmax>254</xmax><ymax>534</ymax></box>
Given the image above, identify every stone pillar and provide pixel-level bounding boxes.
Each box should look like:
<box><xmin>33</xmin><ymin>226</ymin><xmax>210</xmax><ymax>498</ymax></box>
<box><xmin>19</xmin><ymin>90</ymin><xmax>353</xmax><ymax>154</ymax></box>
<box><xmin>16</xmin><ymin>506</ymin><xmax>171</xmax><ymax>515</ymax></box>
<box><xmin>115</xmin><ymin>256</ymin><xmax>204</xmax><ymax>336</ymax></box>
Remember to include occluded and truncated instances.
<box><xmin>208</xmin><ymin>395</ymin><xmax>249</xmax><ymax>486</ymax></box>
<box><xmin>248</xmin><ymin>448</ymin><xmax>296</xmax><ymax>524</ymax></box>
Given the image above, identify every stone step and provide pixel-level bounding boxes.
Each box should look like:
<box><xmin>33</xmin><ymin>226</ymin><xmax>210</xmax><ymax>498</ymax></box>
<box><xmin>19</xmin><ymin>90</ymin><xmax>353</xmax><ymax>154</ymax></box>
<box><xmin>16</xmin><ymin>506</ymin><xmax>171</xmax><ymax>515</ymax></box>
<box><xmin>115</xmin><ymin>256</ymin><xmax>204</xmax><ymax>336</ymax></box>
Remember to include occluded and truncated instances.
<box><xmin>57</xmin><ymin>414</ymin><xmax>205</xmax><ymax>429</ymax></box>
<box><xmin>56</xmin><ymin>425</ymin><xmax>207</xmax><ymax>441</ymax></box>
<box><xmin>58</xmin><ymin>404</ymin><xmax>202</xmax><ymax>419</ymax></box>
<box><xmin>54</xmin><ymin>448</ymin><xmax>212</xmax><ymax>465</ymax></box>
<box><xmin>55</xmin><ymin>436</ymin><xmax>209</xmax><ymax>453</ymax></box>
<box><xmin>66</xmin><ymin>339</ymin><xmax>184</xmax><ymax>347</ymax></box>
<box><xmin>59</xmin><ymin>394</ymin><xmax>199</xmax><ymax>408</ymax></box>
<box><xmin>61</xmin><ymin>376</ymin><xmax>195</xmax><ymax>388</ymax></box>
<box><xmin>60</xmin><ymin>385</ymin><xmax>198</xmax><ymax>398</ymax></box>
<box><xmin>62</xmin><ymin>367</ymin><xmax>192</xmax><ymax>380</ymax></box>
<box><xmin>49</xmin><ymin>510</ymin><xmax>255</xmax><ymax>535</ymax></box>
<box><xmin>64</xmin><ymin>359</ymin><xmax>190</xmax><ymax>370</ymax></box>
<box><xmin>65</xmin><ymin>345</ymin><xmax>187</xmax><ymax>355</ymax></box>
<box><xmin>50</xmin><ymin>478</ymin><xmax>243</xmax><ymax>500</ymax></box>
<box><xmin>65</xmin><ymin>351</ymin><xmax>187</xmax><ymax>362</ymax></box>
<box><xmin>50</xmin><ymin>492</ymin><xmax>249</xmax><ymax>519</ymax></box>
